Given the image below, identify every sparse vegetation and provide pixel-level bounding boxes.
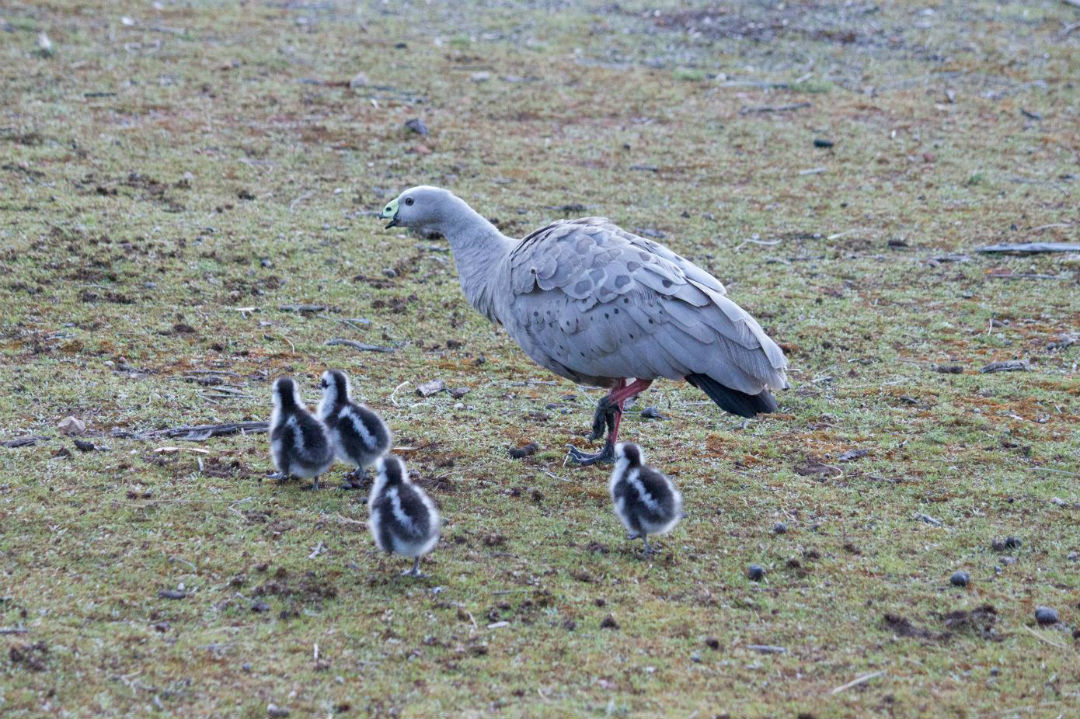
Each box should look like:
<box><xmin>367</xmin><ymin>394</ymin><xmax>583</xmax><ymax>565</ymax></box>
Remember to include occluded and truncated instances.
<box><xmin>1</xmin><ymin>1</ymin><xmax>1078</xmax><ymax>717</ymax></box>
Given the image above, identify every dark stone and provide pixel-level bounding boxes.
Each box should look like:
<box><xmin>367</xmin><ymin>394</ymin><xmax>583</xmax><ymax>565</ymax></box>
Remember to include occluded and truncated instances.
<box><xmin>1035</xmin><ymin>606</ymin><xmax>1059</xmax><ymax>625</ymax></box>
<box><xmin>950</xmin><ymin>571</ymin><xmax>970</xmax><ymax>587</ymax></box>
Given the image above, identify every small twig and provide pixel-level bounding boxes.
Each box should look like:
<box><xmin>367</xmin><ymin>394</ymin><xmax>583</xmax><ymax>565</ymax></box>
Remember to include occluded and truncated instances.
<box><xmin>740</xmin><ymin>101</ymin><xmax>811</xmax><ymax>115</ymax></box>
<box><xmin>329</xmin><ymin>317</ymin><xmax>372</xmax><ymax>331</ymax></box>
<box><xmin>540</xmin><ymin>468</ymin><xmax>570</xmax><ymax>483</ymax></box>
<box><xmin>170</xmin><ymin>556</ymin><xmax>197</xmax><ymax>572</ymax></box>
<box><xmin>1032</xmin><ymin>466</ymin><xmax>1080</xmax><ymax>478</ymax></box>
<box><xmin>333</xmin><ymin>513</ymin><xmax>365</xmax><ymax>526</ymax></box>
<box><xmin>147</xmin><ymin>25</ymin><xmax>186</xmax><ymax>35</ymax></box>
<box><xmin>830</xmin><ymin>670</ymin><xmax>885</xmax><ymax>695</ymax></box>
<box><xmin>325</xmin><ymin>338</ymin><xmax>395</xmax><ymax>353</ymax></box>
<box><xmin>735</xmin><ymin>238</ymin><xmax>783</xmax><ymax>251</ymax></box>
<box><xmin>988</xmin><ymin>273</ymin><xmax>1064</xmax><ymax>281</ymax></box>
<box><xmin>146</xmin><ymin>421</ymin><xmax>269</xmax><ymax>440</ymax></box>
<box><xmin>389</xmin><ymin>381</ymin><xmax>410</xmax><ymax>408</ymax></box>
<box><xmin>746</xmin><ymin>644</ymin><xmax>787</xmax><ymax>654</ymax></box>
<box><xmin>913</xmin><ymin>511</ymin><xmax>943</xmax><ymax>527</ymax></box>
<box><xmin>1030</xmin><ymin>223</ymin><xmax>1071</xmax><ymax>232</ymax></box>
<box><xmin>154</xmin><ymin>446</ymin><xmax>211</xmax><ymax>454</ymax></box>
<box><xmin>278</xmin><ymin>304</ymin><xmax>326</xmax><ymax>313</ymax></box>
<box><xmin>827</xmin><ymin>229</ymin><xmax>858</xmax><ymax>240</ymax></box>
<box><xmin>798</xmin><ymin>167</ymin><xmax>827</xmax><ymax>176</ymax></box>
<box><xmin>977</xmin><ymin>242</ymin><xmax>1080</xmax><ymax>254</ymax></box>
<box><xmin>1</xmin><ymin>436</ymin><xmax>47</xmax><ymax>448</ymax></box>
<box><xmin>1022</xmin><ymin>624</ymin><xmax>1067</xmax><ymax>649</ymax></box>
<box><xmin>289</xmin><ymin>190</ymin><xmax>314</xmax><ymax>213</ymax></box>
<box><xmin>716</xmin><ymin>80</ymin><xmax>789</xmax><ymax>89</ymax></box>
<box><xmin>227</xmin><ymin>306</ymin><xmax>258</xmax><ymax>317</ymax></box>
<box><xmin>0</xmin><ymin>626</ymin><xmax>28</xmax><ymax>635</ymax></box>
<box><xmin>308</xmin><ymin>541</ymin><xmax>326</xmax><ymax>560</ymax></box>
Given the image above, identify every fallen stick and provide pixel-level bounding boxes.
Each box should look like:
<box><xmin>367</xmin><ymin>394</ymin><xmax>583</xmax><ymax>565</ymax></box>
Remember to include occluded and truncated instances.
<box><xmin>830</xmin><ymin>670</ymin><xmax>885</xmax><ymax>695</ymax></box>
<box><xmin>325</xmin><ymin>338</ymin><xmax>395</xmax><ymax>353</ymax></box>
<box><xmin>1021</xmin><ymin>624</ymin><xmax>1066</xmax><ymax>649</ymax></box>
<box><xmin>977</xmin><ymin>242</ymin><xmax>1080</xmax><ymax>254</ymax></box>
<box><xmin>980</xmin><ymin>360</ymin><xmax>1029</xmax><ymax>374</ymax></box>
<box><xmin>146</xmin><ymin>421</ymin><xmax>269</xmax><ymax>440</ymax></box>
<box><xmin>740</xmin><ymin>101</ymin><xmax>811</xmax><ymax>115</ymax></box>
<box><xmin>278</xmin><ymin>304</ymin><xmax>327</xmax><ymax>313</ymax></box>
<box><xmin>746</xmin><ymin>644</ymin><xmax>787</xmax><ymax>654</ymax></box>
<box><xmin>987</xmin><ymin>273</ymin><xmax>1064</xmax><ymax>280</ymax></box>
<box><xmin>1</xmin><ymin>436</ymin><xmax>48</xmax><ymax>448</ymax></box>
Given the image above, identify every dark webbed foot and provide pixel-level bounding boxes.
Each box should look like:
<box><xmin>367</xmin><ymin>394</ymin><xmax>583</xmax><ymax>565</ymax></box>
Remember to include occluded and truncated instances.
<box><xmin>268</xmin><ymin>471</ymin><xmax>288</xmax><ymax>484</ymax></box>
<box><xmin>402</xmin><ymin>557</ymin><xmax>423</xmax><ymax>577</ymax></box>
<box><xmin>567</xmin><ymin>442</ymin><xmax>616</xmax><ymax>465</ymax></box>
<box><xmin>587</xmin><ymin>396</ymin><xmax>617</xmax><ymax>441</ymax></box>
<box><xmin>340</xmin><ymin>467</ymin><xmax>369</xmax><ymax>491</ymax></box>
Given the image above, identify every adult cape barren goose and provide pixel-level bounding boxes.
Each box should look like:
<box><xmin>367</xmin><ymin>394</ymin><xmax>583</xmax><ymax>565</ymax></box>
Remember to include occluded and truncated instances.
<box><xmin>380</xmin><ymin>186</ymin><xmax>788</xmax><ymax>464</ymax></box>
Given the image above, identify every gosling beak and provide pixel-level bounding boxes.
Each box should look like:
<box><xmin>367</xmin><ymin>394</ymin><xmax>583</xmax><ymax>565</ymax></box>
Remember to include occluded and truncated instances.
<box><xmin>380</xmin><ymin>198</ymin><xmax>400</xmax><ymax>229</ymax></box>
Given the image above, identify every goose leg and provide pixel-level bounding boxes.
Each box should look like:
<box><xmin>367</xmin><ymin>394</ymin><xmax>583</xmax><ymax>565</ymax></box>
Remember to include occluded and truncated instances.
<box><xmin>402</xmin><ymin>557</ymin><xmax>422</xmax><ymax>577</ymax></box>
<box><xmin>568</xmin><ymin>379</ymin><xmax>653</xmax><ymax>465</ymax></box>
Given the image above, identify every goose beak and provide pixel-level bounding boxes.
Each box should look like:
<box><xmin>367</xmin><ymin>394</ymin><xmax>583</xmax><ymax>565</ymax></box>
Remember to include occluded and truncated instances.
<box><xmin>380</xmin><ymin>198</ymin><xmax>400</xmax><ymax>228</ymax></box>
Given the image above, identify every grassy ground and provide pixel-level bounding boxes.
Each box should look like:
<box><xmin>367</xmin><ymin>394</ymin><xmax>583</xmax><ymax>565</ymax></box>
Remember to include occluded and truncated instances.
<box><xmin>1</xmin><ymin>1</ymin><xmax>1078</xmax><ymax>716</ymax></box>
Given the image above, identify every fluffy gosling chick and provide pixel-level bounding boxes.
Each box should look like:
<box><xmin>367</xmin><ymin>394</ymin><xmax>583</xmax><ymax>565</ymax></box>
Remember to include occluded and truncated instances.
<box><xmin>317</xmin><ymin>369</ymin><xmax>392</xmax><ymax>490</ymax></box>
<box><xmin>269</xmin><ymin>377</ymin><xmax>335</xmax><ymax>490</ymax></box>
<box><xmin>609</xmin><ymin>442</ymin><xmax>683</xmax><ymax>555</ymax></box>
<box><xmin>368</xmin><ymin>454</ymin><xmax>440</xmax><ymax>576</ymax></box>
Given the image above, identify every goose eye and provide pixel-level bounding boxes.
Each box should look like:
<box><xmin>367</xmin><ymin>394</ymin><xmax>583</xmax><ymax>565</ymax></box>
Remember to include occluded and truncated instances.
<box><xmin>404</xmin><ymin>197</ymin><xmax>414</xmax><ymax>206</ymax></box>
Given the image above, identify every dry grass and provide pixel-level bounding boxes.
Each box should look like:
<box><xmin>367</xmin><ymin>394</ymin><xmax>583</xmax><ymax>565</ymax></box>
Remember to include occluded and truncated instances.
<box><xmin>1</xmin><ymin>1</ymin><xmax>1078</xmax><ymax>717</ymax></box>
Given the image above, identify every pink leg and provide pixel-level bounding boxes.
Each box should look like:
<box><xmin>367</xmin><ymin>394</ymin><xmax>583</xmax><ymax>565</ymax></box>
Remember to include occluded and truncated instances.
<box><xmin>569</xmin><ymin>378</ymin><xmax>653</xmax><ymax>465</ymax></box>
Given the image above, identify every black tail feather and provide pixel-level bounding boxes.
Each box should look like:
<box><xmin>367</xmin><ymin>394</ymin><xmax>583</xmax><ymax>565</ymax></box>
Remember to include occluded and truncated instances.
<box><xmin>685</xmin><ymin>374</ymin><xmax>778</xmax><ymax>418</ymax></box>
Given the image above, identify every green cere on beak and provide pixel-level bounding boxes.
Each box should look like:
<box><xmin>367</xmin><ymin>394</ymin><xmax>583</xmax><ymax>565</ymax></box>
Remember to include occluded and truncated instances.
<box><xmin>381</xmin><ymin>198</ymin><xmax>400</xmax><ymax>228</ymax></box>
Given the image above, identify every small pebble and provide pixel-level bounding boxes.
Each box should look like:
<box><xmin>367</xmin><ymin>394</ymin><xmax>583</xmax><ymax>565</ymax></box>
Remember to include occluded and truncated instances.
<box><xmin>641</xmin><ymin>406</ymin><xmax>664</xmax><ymax>420</ymax></box>
<box><xmin>267</xmin><ymin>704</ymin><xmax>290</xmax><ymax>718</ymax></box>
<box><xmin>950</xmin><ymin>571</ymin><xmax>970</xmax><ymax>587</ymax></box>
<box><xmin>813</xmin><ymin>138</ymin><xmax>835</xmax><ymax>148</ymax></box>
<box><xmin>242</xmin><ymin>663</ymin><xmax>252</xmax><ymax>672</ymax></box>
<box><xmin>772</xmin><ymin>522</ymin><xmax>787</xmax><ymax>535</ymax></box>
<box><xmin>690</xmin><ymin>651</ymin><xmax>702</xmax><ymax>663</ymax></box>
<box><xmin>747</xmin><ymin>564</ymin><xmax>765</xmax><ymax>582</ymax></box>
<box><xmin>1034</xmin><ymin>606</ymin><xmax>1059</xmax><ymax>626</ymax></box>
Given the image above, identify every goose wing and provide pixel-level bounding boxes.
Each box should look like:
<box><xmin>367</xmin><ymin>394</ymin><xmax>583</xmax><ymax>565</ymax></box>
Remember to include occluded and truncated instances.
<box><xmin>504</xmin><ymin>218</ymin><xmax>787</xmax><ymax>392</ymax></box>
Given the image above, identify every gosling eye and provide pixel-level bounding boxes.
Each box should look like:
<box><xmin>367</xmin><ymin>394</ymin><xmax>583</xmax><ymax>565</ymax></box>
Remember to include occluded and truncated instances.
<box><xmin>404</xmin><ymin>197</ymin><xmax>414</xmax><ymax>206</ymax></box>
